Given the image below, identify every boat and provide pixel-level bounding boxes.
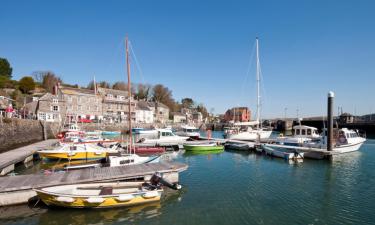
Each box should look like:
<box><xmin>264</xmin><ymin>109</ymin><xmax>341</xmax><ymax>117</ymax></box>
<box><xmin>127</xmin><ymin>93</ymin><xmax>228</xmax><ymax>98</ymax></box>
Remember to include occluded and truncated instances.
<box><xmin>175</xmin><ymin>125</ymin><xmax>200</xmax><ymax>139</ymax></box>
<box><xmin>225</xmin><ymin>37</ymin><xmax>272</xmax><ymax>141</ymax></box>
<box><xmin>132</xmin><ymin>145</ymin><xmax>166</xmax><ymax>155</ymax></box>
<box><xmin>37</xmin><ymin>143</ymin><xmax>119</xmax><ymax>160</ymax></box>
<box><xmin>262</xmin><ymin>145</ymin><xmax>304</xmax><ymax>161</ymax></box>
<box><xmin>101</xmin><ymin>131</ymin><xmax>121</xmax><ymax>135</ymax></box>
<box><xmin>265</xmin><ymin>128</ymin><xmax>366</xmax><ymax>159</ymax></box>
<box><xmin>34</xmin><ymin>181</ymin><xmax>163</xmax><ymax>209</ymax></box>
<box><xmin>276</xmin><ymin>125</ymin><xmax>321</xmax><ymax>146</ymax></box>
<box><xmin>183</xmin><ymin>142</ymin><xmax>224</xmax><ymax>151</ymax></box>
<box><xmin>138</xmin><ymin>129</ymin><xmax>189</xmax><ymax>145</ymax></box>
<box><xmin>107</xmin><ymin>154</ymin><xmax>161</xmax><ymax>167</ymax></box>
<box><xmin>224</xmin><ymin>141</ymin><xmax>254</xmax><ymax>150</ymax></box>
<box><xmin>132</xmin><ymin>128</ymin><xmax>158</xmax><ymax>135</ymax></box>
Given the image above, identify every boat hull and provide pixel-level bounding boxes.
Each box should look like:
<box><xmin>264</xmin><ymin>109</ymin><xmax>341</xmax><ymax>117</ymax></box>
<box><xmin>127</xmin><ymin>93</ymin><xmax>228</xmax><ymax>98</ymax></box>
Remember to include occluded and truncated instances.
<box><xmin>226</xmin><ymin>130</ymin><xmax>272</xmax><ymax>141</ymax></box>
<box><xmin>183</xmin><ymin>145</ymin><xmax>224</xmax><ymax>151</ymax></box>
<box><xmin>39</xmin><ymin>151</ymin><xmax>107</xmax><ymax>160</ymax></box>
<box><xmin>36</xmin><ymin>190</ymin><xmax>161</xmax><ymax>209</ymax></box>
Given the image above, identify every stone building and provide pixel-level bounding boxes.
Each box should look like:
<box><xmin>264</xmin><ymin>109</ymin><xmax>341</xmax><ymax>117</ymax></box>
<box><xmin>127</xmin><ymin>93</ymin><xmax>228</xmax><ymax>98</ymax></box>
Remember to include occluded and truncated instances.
<box><xmin>97</xmin><ymin>87</ymin><xmax>136</xmax><ymax>123</ymax></box>
<box><xmin>147</xmin><ymin>101</ymin><xmax>170</xmax><ymax>123</ymax></box>
<box><xmin>35</xmin><ymin>93</ymin><xmax>66</xmax><ymax>122</ymax></box>
<box><xmin>172</xmin><ymin>112</ymin><xmax>187</xmax><ymax>123</ymax></box>
<box><xmin>57</xmin><ymin>86</ymin><xmax>103</xmax><ymax>121</ymax></box>
<box><xmin>135</xmin><ymin>101</ymin><xmax>154</xmax><ymax>124</ymax></box>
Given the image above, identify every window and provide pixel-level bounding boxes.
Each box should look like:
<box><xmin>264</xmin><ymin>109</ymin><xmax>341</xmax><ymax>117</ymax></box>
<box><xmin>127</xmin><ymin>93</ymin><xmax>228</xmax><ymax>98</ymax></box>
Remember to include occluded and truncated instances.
<box><xmin>95</xmin><ymin>106</ymin><xmax>99</xmax><ymax>111</ymax></box>
<box><xmin>87</xmin><ymin>106</ymin><xmax>90</xmax><ymax>111</ymax></box>
<box><xmin>296</xmin><ymin>129</ymin><xmax>300</xmax><ymax>135</ymax></box>
<box><xmin>78</xmin><ymin>105</ymin><xmax>82</xmax><ymax>111</ymax></box>
<box><xmin>307</xmin><ymin>129</ymin><xmax>312</xmax><ymax>135</ymax></box>
<box><xmin>78</xmin><ymin>96</ymin><xmax>81</xmax><ymax>102</ymax></box>
<box><xmin>107</xmin><ymin>94</ymin><xmax>113</xmax><ymax>99</ymax></box>
<box><xmin>52</xmin><ymin>106</ymin><xmax>59</xmax><ymax>111</ymax></box>
<box><xmin>38</xmin><ymin>113</ymin><xmax>46</xmax><ymax>120</ymax></box>
<box><xmin>302</xmin><ymin>130</ymin><xmax>306</xmax><ymax>135</ymax></box>
<box><xmin>52</xmin><ymin>99</ymin><xmax>58</xmax><ymax>104</ymax></box>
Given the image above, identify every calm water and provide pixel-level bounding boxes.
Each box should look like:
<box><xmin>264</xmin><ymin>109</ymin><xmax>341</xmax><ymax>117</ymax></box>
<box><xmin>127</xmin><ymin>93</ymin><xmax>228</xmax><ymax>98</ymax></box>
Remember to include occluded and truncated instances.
<box><xmin>2</xmin><ymin>131</ymin><xmax>375</xmax><ymax>225</ymax></box>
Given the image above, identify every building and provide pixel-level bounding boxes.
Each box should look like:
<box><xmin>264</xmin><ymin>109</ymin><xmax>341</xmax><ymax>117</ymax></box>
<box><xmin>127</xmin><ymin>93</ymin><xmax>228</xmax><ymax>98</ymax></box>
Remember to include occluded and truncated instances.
<box><xmin>35</xmin><ymin>93</ymin><xmax>66</xmax><ymax>122</ymax></box>
<box><xmin>224</xmin><ymin>107</ymin><xmax>251</xmax><ymax>122</ymax></box>
<box><xmin>135</xmin><ymin>101</ymin><xmax>154</xmax><ymax>123</ymax></box>
<box><xmin>57</xmin><ymin>85</ymin><xmax>103</xmax><ymax>121</ymax></box>
<box><xmin>147</xmin><ymin>102</ymin><xmax>170</xmax><ymax>123</ymax></box>
<box><xmin>97</xmin><ymin>87</ymin><xmax>135</xmax><ymax>123</ymax></box>
<box><xmin>192</xmin><ymin>112</ymin><xmax>203</xmax><ymax>123</ymax></box>
<box><xmin>173</xmin><ymin>112</ymin><xmax>187</xmax><ymax>123</ymax></box>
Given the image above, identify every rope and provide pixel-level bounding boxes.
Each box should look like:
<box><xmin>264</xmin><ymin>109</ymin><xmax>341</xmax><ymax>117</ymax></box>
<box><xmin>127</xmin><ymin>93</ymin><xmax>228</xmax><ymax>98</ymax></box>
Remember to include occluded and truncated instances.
<box><xmin>129</xmin><ymin>41</ymin><xmax>146</xmax><ymax>84</ymax></box>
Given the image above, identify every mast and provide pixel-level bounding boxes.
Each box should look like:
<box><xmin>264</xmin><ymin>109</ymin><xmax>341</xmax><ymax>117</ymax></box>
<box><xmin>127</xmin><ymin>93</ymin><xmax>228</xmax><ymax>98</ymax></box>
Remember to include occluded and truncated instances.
<box><xmin>126</xmin><ymin>36</ymin><xmax>133</xmax><ymax>153</ymax></box>
<box><xmin>256</xmin><ymin>37</ymin><xmax>260</xmax><ymax>129</ymax></box>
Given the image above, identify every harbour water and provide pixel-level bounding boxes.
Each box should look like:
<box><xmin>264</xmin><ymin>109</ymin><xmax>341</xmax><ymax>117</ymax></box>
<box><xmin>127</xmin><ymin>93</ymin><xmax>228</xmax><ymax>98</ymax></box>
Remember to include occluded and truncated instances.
<box><xmin>2</xmin><ymin>131</ymin><xmax>375</xmax><ymax>225</ymax></box>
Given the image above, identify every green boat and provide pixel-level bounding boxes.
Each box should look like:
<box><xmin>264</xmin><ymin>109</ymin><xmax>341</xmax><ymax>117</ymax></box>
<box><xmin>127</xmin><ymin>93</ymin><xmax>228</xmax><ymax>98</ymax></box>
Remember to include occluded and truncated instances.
<box><xmin>183</xmin><ymin>143</ymin><xmax>224</xmax><ymax>151</ymax></box>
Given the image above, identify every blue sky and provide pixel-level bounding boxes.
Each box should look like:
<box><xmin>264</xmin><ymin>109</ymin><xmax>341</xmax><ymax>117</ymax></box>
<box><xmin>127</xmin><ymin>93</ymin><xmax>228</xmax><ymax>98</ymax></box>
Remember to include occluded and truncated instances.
<box><xmin>1</xmin><ymin>0</ymin><xmax>375</xmax><ymax>118</ymax></box>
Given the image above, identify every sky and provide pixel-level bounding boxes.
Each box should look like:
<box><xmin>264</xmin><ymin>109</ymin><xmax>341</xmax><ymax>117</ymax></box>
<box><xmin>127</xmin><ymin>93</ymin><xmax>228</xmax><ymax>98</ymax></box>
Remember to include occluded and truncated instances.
<box><xmin>1</xmin><ymin>0</ymin><xmax>375</xmax><ymax>118</ymax></box>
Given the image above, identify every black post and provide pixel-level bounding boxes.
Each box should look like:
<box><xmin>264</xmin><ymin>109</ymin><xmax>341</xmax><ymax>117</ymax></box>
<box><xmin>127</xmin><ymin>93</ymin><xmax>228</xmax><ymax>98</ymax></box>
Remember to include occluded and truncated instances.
<box><xmin>327</xmin><ymin>91</ymin><xmax>334</xmax><ymax>151</ymax></box>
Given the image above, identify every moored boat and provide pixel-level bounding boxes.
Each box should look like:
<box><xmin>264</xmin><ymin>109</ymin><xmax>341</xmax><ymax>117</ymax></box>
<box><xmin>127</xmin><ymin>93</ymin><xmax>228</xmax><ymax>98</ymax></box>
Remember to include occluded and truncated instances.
<box><xmin>34</xmin><ymin>181</ymin><xmax>163</xmax><ymax>208</ymax></box>
<box><xmin>183</xmin><ymin>142</ymin><xmax>224</xmax><ymax>151</ymax></box>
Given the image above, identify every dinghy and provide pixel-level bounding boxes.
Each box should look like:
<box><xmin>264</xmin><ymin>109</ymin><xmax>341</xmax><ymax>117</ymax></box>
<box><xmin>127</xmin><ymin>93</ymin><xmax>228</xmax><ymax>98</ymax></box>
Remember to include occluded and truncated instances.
<box><xmin>183</xmin><ymin>142</ymin><xmax>224</xmax><ymax>151</ymax></box>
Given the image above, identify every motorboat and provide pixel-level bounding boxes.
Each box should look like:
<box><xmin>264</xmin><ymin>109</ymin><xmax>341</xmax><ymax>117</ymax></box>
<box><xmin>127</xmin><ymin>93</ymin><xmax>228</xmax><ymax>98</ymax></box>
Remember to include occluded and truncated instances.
<box><xmin>276</xmin><ymin>125</ymin><xmax>321</xmax><ymax>146</ymax></box>
<box><xmin>37</xmin><ymin>143</ymin><xmax>119</xmax><ymax>160</ymax></box>
<box><xmin>175</xmin><ymin>125</ymin><xmax>200</xmax><ymax>139</ymax></box>
<box><xmin>138</xmin><ymin>129</ymin><xmax>189</xmax><ymax>145</ymax></box>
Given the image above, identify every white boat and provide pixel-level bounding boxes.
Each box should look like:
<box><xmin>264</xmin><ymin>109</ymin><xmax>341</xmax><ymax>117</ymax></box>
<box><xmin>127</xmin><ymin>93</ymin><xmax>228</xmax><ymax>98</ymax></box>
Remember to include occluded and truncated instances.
<box><xmin>276</xmin><ymin>125</ymin><xmax>321</xmax><ymax>146</ymax></box>
<box><xmin>265</xmin><ymin>128</ymin><xmax>366</xmax><ymax>159</ymax></box>
<box><xmin>262</xmin><ymin>145</ymin><xmax>304</xmax><ymax>160</ymax></box>
<box><xmin>224</xmin><ymin>141</ymin><xmax>254</xmax><ymax>150</ymax></box>
<box><xmin>175</xmin><ymin>125</ymin><xmax>200</xmax><ymax>139</ymax></box>
<box><xmin>138</xmin><ymin>129</ymin><xmax>189</xmax><ymax>145</ymax></box>
<box><xmin>225</xmin><ymin>38</ymin><xmax>272</xmax><ymax>141</ymax></box>
<box><xmin>108</xmin><ymin>154</ymin><xmax>160</xmax><ymax>167</ymax></box>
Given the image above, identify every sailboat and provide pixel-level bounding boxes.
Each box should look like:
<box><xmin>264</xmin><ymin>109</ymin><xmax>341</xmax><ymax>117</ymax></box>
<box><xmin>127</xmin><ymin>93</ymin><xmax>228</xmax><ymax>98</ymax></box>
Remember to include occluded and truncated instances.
<box><xmin>107</xmin><ymin>36</ymin><xmax>161</xmax><ymax>166</ymax></box>
<box><xmin>225</xmin><ymin>37</ymin><xmax>272</xmax><ymax>141</ymax></box>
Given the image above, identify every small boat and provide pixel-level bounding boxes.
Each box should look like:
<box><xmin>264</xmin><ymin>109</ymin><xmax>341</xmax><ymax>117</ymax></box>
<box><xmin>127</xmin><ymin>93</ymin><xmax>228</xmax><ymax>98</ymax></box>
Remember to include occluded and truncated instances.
<box><xmin>132</xmin><ymin>128</ymin><xmax>158</xmax><ymax>135</ymax></box>
<box><xmin>262</xmin><ymin>145</ymin><xmax>304</xmax><ymax>160</ymax></box>
<box><xmin>133</xmin><ymin>146</ymin><xmax>166</xmax><ymax>155</ymax></box>
<box><xmin>224</xmin><ymin>141</ymin><xmax>254</xmax><ymax>151</ymax></box>
<box><xmin>183</xmin><ymin>142</ymin><xmax>224</xmax><ymax>151</ymax></box>
<box><xmin>34</xmin><ymin>181</ymin><xmax>163</xmax><ymax>208</ymax></box>
<box><xmin>108</xmin><ymin>154</ymin><xmax>161</xmax><ymax>167</ymax></box>
<box><xmin>102</xmin><ymin>131</ymin><xmax>121</xmax><ymax>135</ymax></box>
<box><xmin>38</xmin><ymin>143</ymin><xmax>119</xmax><ymax>160</ymax></box>
<box><xmin>138</xmin><ymin>129</ymin><xmax>189</xmax><ymax>145</ymax></box>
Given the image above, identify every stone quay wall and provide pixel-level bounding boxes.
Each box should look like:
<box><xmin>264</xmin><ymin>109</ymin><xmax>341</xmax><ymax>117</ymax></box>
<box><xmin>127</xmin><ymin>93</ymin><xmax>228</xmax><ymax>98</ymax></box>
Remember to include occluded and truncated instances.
<box><xmin>0</xmin><ymin>118</ymin><xmax>59</xmax><ymax>153</ymax></box>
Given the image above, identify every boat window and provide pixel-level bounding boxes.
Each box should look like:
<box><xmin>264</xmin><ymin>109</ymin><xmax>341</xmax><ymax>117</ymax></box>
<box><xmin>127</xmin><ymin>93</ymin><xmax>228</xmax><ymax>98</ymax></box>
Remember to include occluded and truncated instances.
<box><xmin>302</xmin><ymin>130</ymin><xmax>306</xmax><ymax>135</ymax></box>
<box><xmin>162</xmin><ymin>132</ymin><xmax>166</xmax><ymax>136</ymax></box>
<box><xmin>307</xmin><ymin>129</ymin><xmax>312</xmax><ymax>135</ymax></box>
<box><xmin>70</xmin><ymin>146</ymin><xmax>77</xmax><ymax>151</ymax></box>
<box><xmin>120</xmin><ymin>159</ymin><xmax>134</xmax><ymax>164</ymax></box>
<box><xmin>346</xmin><ymin>133</ymin><xmax>350</xmax><ymax>138</ymax></box>
<box><xmin>296</xmin><ymin>129</ymin><xmax>300</xmax><ymax>135</ymax></box>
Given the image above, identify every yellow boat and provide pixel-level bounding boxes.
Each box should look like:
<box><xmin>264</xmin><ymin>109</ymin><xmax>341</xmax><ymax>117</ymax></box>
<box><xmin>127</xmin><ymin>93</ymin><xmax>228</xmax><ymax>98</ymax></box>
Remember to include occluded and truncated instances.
<box><xmin>37</xmin><ymin>143</ymin><xmax>119</xmax><ymax>160</ymax></box>
<box><xmin>34</xmin><ymin>181</ymin><xmax>163</xmax><ymax>208</ymax></box>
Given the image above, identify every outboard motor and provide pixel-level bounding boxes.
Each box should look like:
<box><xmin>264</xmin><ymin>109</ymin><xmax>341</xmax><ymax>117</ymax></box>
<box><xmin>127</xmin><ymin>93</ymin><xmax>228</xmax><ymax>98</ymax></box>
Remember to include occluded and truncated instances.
<box><xmin>150</xmin><ymin>172</ymin><xmax>182</xmax><ymax>190</ymax></box>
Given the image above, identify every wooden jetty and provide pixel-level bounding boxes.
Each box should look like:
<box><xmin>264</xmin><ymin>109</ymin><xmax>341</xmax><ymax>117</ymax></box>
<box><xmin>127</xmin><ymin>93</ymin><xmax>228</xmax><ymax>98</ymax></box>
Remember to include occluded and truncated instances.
<box><xmin>0</xmin><ymin>139</ymin><xmax>58</xmax><ymax>176</ymax></box>
<box><xmin>0</xmin><ymin>161</ymin><xmax>188</xmax><ymax>206</ymax></box>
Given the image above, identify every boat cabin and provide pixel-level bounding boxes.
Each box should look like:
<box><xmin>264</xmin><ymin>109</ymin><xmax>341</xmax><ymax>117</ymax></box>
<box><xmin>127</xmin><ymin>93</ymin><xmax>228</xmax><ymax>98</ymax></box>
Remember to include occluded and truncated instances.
<box><xmin>292</xmin><ymin>125</ymin><xmax>320</xmax><ymax>138</ymax></box>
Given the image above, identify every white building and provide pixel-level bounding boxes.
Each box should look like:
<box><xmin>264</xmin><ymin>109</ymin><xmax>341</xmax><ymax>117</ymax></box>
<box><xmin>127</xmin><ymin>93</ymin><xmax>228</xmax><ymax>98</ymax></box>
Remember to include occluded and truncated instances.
<box><xmin>136</xmin><ymin>101</ymin><xmax>154</xmax><ymax>123</ymax></box>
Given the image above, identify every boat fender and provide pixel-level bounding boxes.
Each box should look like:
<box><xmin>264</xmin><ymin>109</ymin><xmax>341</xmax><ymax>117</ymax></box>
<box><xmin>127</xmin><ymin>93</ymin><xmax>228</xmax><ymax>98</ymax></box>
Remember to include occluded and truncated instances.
<box><xmin>95</xmin><ymin>152</ymin><xmax>103</xmax><ymax>155</ymax></box>
<box><xmin>68</xmin><ymin>152</ymin><xmax>76</xmax><ymax>156</ymax></box>
<box><xmin>56</xmin><ymin>196</ymin><xmax>75</xmax><ymax>203</ymax></box>
<box><xmin>85</xmin><ymin>197</ymin><xmax>105</xmax><ymax>203</ymax></box>
<box><xmin>143</xmin><ymin>191</ymin><xmax>159</xmax><ymax>199</ymax></box>
<box><xmin>116</xmin><ymin>194</ymin><xmax>135</xmax><ymax>202</ymax></box>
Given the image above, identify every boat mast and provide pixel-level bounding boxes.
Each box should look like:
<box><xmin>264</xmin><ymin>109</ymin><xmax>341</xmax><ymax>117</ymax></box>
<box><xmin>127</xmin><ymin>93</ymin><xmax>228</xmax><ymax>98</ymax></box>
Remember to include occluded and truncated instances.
<box><xmin>256</xmin><ymin>37</ymin><xmax>261</xmax><ymax>129</ymax></box>
<box><xmin>126</xmin><ymin>36</ymin><xmax>133</xmax><ymax>153</ymax></box>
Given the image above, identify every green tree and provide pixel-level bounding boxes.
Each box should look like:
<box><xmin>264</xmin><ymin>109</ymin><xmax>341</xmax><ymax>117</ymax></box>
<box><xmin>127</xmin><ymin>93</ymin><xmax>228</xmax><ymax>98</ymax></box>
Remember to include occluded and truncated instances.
<box><xmin>0</xmin><ymin>76</ymin><xmax>13</xmax><ymax>88</ymax></box>
<box><xmin>0</xmin><ymin>58</ymin><xmax>12</xmax><ymax>78</ymax></box>
<box><xmin>152</xmin><ymin>84</ymin><xmax>175</xmax><ymax>112</ymax></box>
<box><xmin>134</xmin><ymin>83</ymin><xmax>150</xmax><ymax>100</ymax></box>
<box><xmin>18</xmin><ymin>76</ymin><xmax>36</xmax><ymax>93</ymax></box>
<box><xmin>181</xmin><ymin>98</ymin><xmax>194</xmax><ymax>109</ymax></box>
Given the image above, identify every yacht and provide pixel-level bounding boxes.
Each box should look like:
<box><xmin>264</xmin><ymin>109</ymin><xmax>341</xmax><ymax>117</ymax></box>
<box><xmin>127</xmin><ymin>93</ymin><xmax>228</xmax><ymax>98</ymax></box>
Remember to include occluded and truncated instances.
<box><xmin>175</xmin><ymin>125</ymin><xmax>200</xmax><ymax>139</ymax></box>
<box><xmin>225</xmin><ymin>38</ymin><xmax>272</xmax><ymax>141</ymax></box>
<box><xmin>138</xmin><ymin>129</ymin><xmax>189</xmax><ymax>145</ymax></box>
<box><xmin>276</xmin><ymin>125</ymin><xmax>321</xmax><ymax>146</ymax></box>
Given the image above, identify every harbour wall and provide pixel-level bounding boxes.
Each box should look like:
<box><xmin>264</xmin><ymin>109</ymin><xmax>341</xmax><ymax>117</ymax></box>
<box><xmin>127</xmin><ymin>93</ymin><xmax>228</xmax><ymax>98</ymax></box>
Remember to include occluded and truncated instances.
<box><xmin>0</xmin><ymin>118</ymin><xmax>60</xmax><ymax>153</ymax></box>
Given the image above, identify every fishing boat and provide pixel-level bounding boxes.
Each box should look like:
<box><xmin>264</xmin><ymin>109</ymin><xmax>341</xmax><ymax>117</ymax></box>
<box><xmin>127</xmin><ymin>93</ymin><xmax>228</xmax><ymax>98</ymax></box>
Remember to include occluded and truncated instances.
<box><xmin>37</xmin><ymin>143</ymin><xmax>119</xmax><ymax>160</ymax></box>
<box><xmin>225</xmin><ymin>38</ymin><xmax>272</xmax><ymax>141</ymax></box>
<box><xmin>34</xmin><ymin>181</ymin><xmax>163</xmax><ymax>208</ymax></box>
<box><xmin>183</xmin><ymin>142</ymin><xmax>224</xmax><ymax>151</ymax></box>
<box><xmin>276</xmin><ymin>125</ymin><xmax>321</xmax><ymax>146</ymax></box>
<box><xmin>175</xmin><ymin>125</ymin><xmax>200</xmax><ymax>139</ymax></box>
<box><xmin>132</xmin><ymin>145</ymin><xmax>166</xmax><ymax>155</ymax></box>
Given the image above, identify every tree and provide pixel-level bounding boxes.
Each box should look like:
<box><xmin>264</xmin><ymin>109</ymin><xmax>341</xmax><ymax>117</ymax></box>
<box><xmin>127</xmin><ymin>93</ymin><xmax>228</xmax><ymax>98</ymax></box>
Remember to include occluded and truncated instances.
<box><xmin>112</xmin><ymin>82</ymin><xmax>127</xmax><ymax>91</ymax></box>
<box><xmin>0</xmin><ymin>58</ymin><xmax>12</xmax><ymax>78</ymax></box>
<box><xmin>18</xmin><ymin>76</ymin><xmax>35</xmax><ymax>94</ymax></box>
<box><xmin>98</xmin><ymin>81</ymin><xmax>110</xmax><ymax>89</ymax></box>
<box><xmin>42</xmin><ymin>72</ymin><xmax>62</xmax><ymax>93</ymax></box>
<box><xmin>135</xmin><ymin>83</ymin><xmax>150</xmax><ymax>100</ymax></box>
<box><xmin>152</xmin><ymin>84</ymin><xmax>175</xmax><ymax>111</ymax></box>
<box><xmin>0</xmin><ymin>76</ymin><xmax>13</xmax><ymax>88</ymax></box>
<box><xmin>181</xmin><ymin>98</ymin><xmax>194</xmax><ymax>109</ymax></box>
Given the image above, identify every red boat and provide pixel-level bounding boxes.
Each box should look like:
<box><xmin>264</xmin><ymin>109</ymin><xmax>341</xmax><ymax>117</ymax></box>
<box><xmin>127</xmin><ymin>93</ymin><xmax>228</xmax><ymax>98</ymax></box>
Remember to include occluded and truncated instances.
<box><xmin>132</xmin><ymin>146</ymin><xmax>166</xmax><ymax>155</ymax></box>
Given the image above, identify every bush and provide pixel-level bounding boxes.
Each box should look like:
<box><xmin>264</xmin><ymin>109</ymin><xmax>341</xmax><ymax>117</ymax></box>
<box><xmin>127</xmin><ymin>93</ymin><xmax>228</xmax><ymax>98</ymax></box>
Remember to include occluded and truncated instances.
<box><xmin>18</xmin><ymin>76</ymin><xmax>35</xmax><ymax>94</ymax></box>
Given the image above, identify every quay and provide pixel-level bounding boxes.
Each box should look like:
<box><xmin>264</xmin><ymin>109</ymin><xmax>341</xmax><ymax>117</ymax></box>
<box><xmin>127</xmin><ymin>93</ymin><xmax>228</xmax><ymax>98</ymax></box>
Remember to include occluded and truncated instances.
<box><xmin>0</xmin><ymin>139</ymin><xmax>58</xmax><ymax>176</ymax></box>
<box><xmin>0</xmin><ymin>161</ymin><xmax>188</xmax><ymax>206</ymax></box>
